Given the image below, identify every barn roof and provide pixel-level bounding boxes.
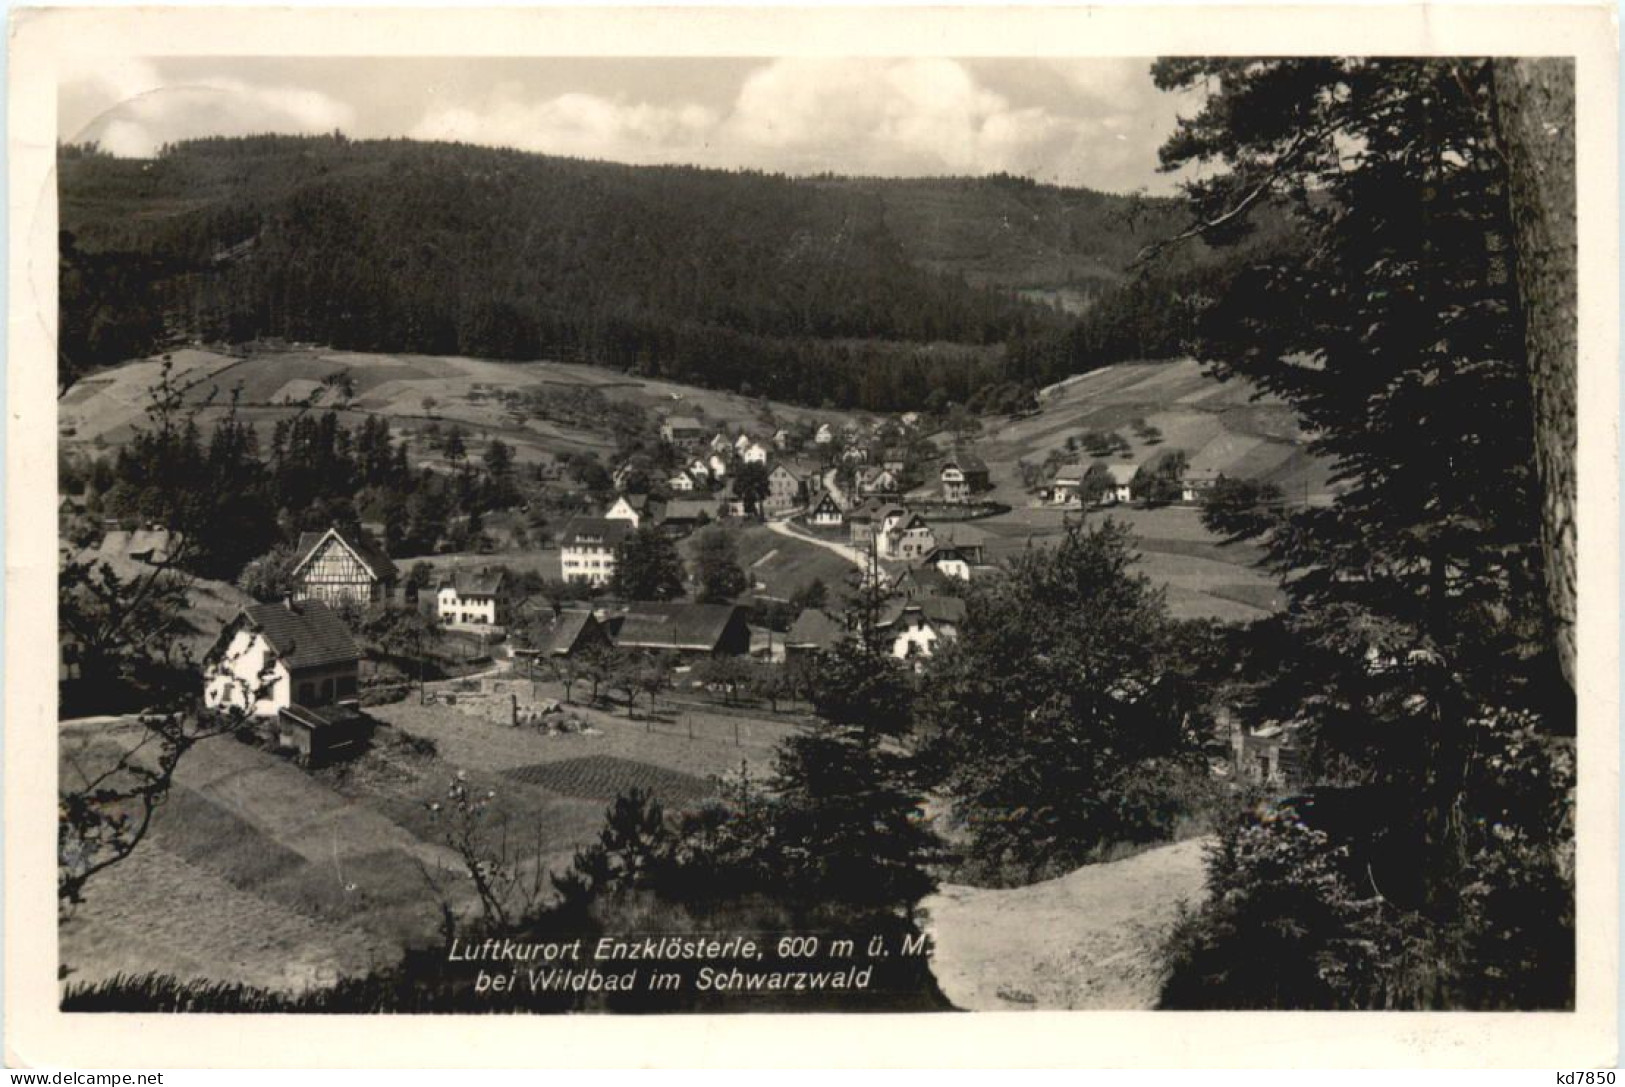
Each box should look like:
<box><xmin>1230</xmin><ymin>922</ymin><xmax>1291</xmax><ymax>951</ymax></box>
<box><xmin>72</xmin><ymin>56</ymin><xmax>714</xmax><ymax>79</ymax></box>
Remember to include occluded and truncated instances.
<box><xmin>893</xmin><ymin>565</ymin><xmax>958</xmax><ymax>597</ymax></box>
<box><xmin>945</xmin><ymin>449</ymin><xmax>988</xmax><ymax>473</ymax></box>
<box><xmin>614</xmin><ymin>603</ymin><xmax>746</xmax><ymax>652</ymax></box>
<box><xmin>534</xmin><ymin>610</ymin><xmax>603</xmax><ymax>655</ymax></box>
<box><xmin>661</xmin><ymin>499</ymin><xmax>714</xmax><ymax>524</ymax></box>
<box><xmin>879</xmin><ymin>595</ymin><xmax>966</xmax><ymax>629</ymax></box>
<box><xmin>1106</xmin><ymin>463</ymin><xmax>1138</xmax><ymax>485</ymax></box>
<box><xmin>279</xmin><ymin>702</ymin><xmax>365</xmax><ymax>731</ymax></box>
<box><xmin>240</xmin><ymin>599</ymin><xmax>359</xmax><ymax>670</ymax></box>
<box><xmin>786</xmin><ymin>609</ymin><xmax>845</xmax><ymax>649</ymax></box>
<box><xmin>663</xmin><ymin>416</ymin><xmax>702</xmax><ymax>431</ymax></box>
<box><xmin>292</xmin><ymin>526</ymin><xmax>399</xmax><ymax>583</ymax></box>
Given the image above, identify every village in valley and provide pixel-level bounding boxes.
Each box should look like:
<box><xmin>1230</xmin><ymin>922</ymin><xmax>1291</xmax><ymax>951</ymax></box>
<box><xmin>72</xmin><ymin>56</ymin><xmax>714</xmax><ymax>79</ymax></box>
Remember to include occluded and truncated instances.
<box><xmin>56</xmin><ymin>342</ymin><xmax>1308</xmax><ymax>1002</ymax></box>
<box><xmin>49</xmin><ymin>51</ymin><xmax>1578</xmax><ymax>1021</ymax></box>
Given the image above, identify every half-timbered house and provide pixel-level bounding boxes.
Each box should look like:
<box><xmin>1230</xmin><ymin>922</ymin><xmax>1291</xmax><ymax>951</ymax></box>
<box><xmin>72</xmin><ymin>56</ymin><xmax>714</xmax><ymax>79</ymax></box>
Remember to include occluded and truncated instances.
<box><xmin>290</xmin><ymin>526</ymin><xmax>399</xmax><ymax>609</ymax></box>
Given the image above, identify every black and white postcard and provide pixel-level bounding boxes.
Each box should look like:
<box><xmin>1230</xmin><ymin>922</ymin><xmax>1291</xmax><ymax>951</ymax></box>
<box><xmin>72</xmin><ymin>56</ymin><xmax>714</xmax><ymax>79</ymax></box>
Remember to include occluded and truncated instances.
<box><xmin>6</xmin><ymin>3</ymin><xmax>1618</xmax><ymax>1069</ymax></box>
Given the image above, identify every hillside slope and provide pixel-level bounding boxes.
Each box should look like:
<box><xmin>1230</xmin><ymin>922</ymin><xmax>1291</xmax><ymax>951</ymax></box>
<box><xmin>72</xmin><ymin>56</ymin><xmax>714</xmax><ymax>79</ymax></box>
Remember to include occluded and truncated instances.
<box><xmin>922</xmin><ymin>837</ymin><xmax>1209</xmax><ymax>1010</ymax></box>
<box><xmin>59</xmin><ymin>137</ymin><xmax>1297</xmax><ymax>410</ymax></box>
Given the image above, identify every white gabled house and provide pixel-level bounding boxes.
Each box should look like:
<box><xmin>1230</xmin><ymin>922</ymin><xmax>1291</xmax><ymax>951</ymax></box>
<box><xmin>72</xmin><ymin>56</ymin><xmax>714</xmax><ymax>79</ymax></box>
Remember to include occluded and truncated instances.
<box><xmin>876</xmin><ymin>596</ymin><xmax>965</xmax><ymax>662</ymax></box>
<box><xmin>204</xmin><ymin>599</ymin><xmax>360</xmax><ymax>718</ymax></box>
<box><xmin>1103</xmin><ymin>463</ymin><xmax>1137</xmax><ymax>505</ymax></box>
<box><xmin>436</xmin><ymin>567</ymin><xmax>509</xmax><ymax>626</ymax></box>
<box><xmin>606</xmin><ymin>493</ymin><xmax>650</xmax><ymax>529</ymax></box>
<box><xmin>741</xmin><ymin>441</ymin><xmax>770</xmax><ymax>465</ymax></box>
<box><xmin>1181</xmin><ymin>468</ymin><xmax>1222</xmax><ymax>504</ymax></box>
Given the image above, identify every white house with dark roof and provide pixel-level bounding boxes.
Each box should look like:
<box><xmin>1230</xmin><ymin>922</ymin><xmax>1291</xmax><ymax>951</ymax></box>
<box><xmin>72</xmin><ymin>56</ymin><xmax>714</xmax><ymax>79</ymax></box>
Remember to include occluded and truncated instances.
<box><xmin>1181</xmin><ymin>468</ymin><xmax>1222</xmax><ymax>504</ymax></box>
<box><xmin>940</xmin><ymin>450</ymin><xmax>990</xmax><ymax>502</ymax></box>
<box><xmin>884</xmin><ymin>512</ymin><xmax>936</xmax><ymax>560</ymax></box>
<box><xmin>660</xmin><ymin>416</ymin><xmax>705</xmax><ymax>445</ymax></box>
<box><xmin>606</xmin><ymin>493</ymin><xmax>655</xmax><ymax>529</ymax></box>
<box><xmin>1103</xmin><ymin>463</ymin><xmax>1137</xmax><ymax>505</ymax></box>
<box><xmin>877</xmin><ymin>596</ymin><xmax>965</xmax><ymax>661</ymax></box>
<box><xmin>560</xmin><ymin>517</ymin><xmax>634</xmax><ymax>586</ymax></box>
<box><xmin>204</xmin><ymin>599</ymin><xmax>361</xmax><ymax>718</ymax></box>
<box><xmin>436</xmin><ymin>568</ymin><xmax>508</xmax><ymax>625</ymax></box>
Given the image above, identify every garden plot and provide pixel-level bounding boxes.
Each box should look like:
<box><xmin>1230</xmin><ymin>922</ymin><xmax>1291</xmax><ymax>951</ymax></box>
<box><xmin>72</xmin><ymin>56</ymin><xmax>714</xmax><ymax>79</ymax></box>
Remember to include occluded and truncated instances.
<box><xmin>503</xmin><ymin>755</ymin><xmax>714</xmax><ymax>807</ymax></box>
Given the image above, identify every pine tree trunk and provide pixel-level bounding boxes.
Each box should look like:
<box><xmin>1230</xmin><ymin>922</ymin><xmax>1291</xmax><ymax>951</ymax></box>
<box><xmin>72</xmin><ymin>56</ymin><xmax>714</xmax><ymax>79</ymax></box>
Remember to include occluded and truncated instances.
<box><xmin>1492</xmin><ymin>58</ymin><xmax>1578</xmax><ymax>692</ymax></box>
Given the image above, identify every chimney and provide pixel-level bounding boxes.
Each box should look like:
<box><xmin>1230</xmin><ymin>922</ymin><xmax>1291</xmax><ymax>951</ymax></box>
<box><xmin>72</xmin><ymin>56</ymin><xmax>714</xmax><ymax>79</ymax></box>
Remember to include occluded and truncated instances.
<box><xmin>283</xmin><ymin>592</ymin><xmax>298</xmax><ymax>612</ymax></box>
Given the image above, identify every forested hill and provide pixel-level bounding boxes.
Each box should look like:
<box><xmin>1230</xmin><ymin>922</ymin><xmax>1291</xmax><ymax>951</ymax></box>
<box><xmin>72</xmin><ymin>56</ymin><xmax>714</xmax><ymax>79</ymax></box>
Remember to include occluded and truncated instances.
<box><xmin>58</xmin><ymin>135</ymin><xmax>1294</xmax><ymax>410</ymax></box>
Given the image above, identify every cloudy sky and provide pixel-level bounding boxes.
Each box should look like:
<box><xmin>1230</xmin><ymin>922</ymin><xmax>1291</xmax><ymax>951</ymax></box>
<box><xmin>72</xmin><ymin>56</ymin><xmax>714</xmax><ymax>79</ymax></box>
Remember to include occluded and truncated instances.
<box><xmin>59</xmin><ymin>56</ymin><xmax>1204</xmax><ymax>194</ymax></box>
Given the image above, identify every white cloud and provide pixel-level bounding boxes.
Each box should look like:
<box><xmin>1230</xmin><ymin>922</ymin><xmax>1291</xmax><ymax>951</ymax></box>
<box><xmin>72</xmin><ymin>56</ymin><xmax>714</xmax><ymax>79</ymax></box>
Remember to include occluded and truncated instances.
<box><xmin>404</xmin><ymin>57</ymin><xmax>1182</xmax><ymax>190</ymax></box>
<box><xmin>410</xmin><ymin>89</ymin><xmax>719</xmax><ymax>164</ymax></box>
<box><xmin>61</xmin><ymin>56</ymin><xmax>1197</xmax><ymax>192</ymax></box>
<box><xmin>61</xmin><ymin>59</ymin><xmax>356</xmax><ymax>156</ymax></box>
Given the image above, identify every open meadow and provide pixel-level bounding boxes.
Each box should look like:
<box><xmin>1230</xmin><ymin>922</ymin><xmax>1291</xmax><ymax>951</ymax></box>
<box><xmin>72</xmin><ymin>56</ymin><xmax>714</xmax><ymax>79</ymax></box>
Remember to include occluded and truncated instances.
<box><xmin>60</xmin><ymin>344</ymin><xmax>852</xmax><ymax>471</ymax></box>
<box><xmin>58</xmin><ymin>675</ymin><xmax>803</xmax><ymax>994</ymax></box>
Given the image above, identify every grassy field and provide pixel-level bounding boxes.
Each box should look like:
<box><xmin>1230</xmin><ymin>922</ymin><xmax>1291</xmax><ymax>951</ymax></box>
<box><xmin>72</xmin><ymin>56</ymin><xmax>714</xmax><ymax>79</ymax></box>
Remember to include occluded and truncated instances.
<box><xmin>691</xmin><ymin>522</ymin><xmax>857</xmax><ymax>601</ymax></box>
<box><xmin>58</xmin><ymin>672</ymin><xmax>803</xmax><ymax>995</ymax></box>
<box><xmin>60</xmin><ymin>344</ymin><xmax>853</xmax><ymax>469</ymax></box>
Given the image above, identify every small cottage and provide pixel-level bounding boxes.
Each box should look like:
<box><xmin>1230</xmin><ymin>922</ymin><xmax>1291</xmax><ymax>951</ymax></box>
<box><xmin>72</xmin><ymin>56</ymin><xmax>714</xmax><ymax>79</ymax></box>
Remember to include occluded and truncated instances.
<box><xmin>940</xmin><ymin>450</ymin><xmax>990</xmax><ymax>502</ymax></box>
<box><xmin>606</xmin><ymin>493</ymin><xmax>654</xmax><ymax>529</ymax></box>
<box><xmin>876</xmin><ymin>596</ymin><xmax>965</xmax><ymax>661</ymax></box>
<box><xmin>530</xmin><ymin>609</ymin><xmax>612</xmax><ymax>658</ymax></box>
<box><xmin>1103</xmin><ymin>464</ymin><xmax>1137</xmax><ymax>506</ymax></box>
<box><xmin>660</xmin><ymin>416</ymin><xmax>705</xmax><ymax>445</ymax></box>
<box><xmin>806</xmin><ymin>489</ymin><xmax>845</xmax><ymax>527</ymax></box>
<box><xmin>204</xmin><ymin>599</ymin><xmax>361</xmax><ymax>718</ymax></box>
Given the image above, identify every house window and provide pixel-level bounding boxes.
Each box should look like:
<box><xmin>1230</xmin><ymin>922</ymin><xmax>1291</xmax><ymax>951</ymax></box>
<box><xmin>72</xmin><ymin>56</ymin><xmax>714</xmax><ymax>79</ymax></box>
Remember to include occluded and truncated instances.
<box><xmin>298</xmin><ymin>682</ymin><xmax>316</xmax><ymax>704</ymax></box>
<box><xmin>320</xmin><ymin>677</ymin><xmax>336</xmax><ymax>704</ymax></box>
<box><xmin>337</xmin><ymin>675</ymin><xmax>357</xmax><ymax>698</ymax></box>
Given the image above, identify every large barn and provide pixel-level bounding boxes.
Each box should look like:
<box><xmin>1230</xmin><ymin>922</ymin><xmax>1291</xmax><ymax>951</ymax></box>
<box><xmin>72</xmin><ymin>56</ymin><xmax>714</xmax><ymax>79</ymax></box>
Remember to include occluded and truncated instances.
<box><xmin>610</xmin><ymin>603</ymin><xmax>752</xmax><ymax>657</ymax></box>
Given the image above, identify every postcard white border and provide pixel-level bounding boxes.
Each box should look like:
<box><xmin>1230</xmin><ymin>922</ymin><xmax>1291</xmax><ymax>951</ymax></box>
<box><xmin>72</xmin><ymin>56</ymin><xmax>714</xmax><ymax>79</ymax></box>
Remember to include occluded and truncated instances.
<box><xmin>6</xmin><ymin>4</ymin><xmax>1618</xmax><ymax>1068</ymax></box>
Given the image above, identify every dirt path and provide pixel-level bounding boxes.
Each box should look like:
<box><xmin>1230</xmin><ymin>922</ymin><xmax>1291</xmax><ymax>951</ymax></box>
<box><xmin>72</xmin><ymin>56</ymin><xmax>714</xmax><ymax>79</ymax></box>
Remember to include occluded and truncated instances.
<box><xmin>764</xmin><ymin>517</ymin><xmax>868</xmax><ymax>570</ymax></box>
<box><xmin>921</xmin><ymin>837</ymin><xmax>1210</xmax><ymax>1011</ymax></box>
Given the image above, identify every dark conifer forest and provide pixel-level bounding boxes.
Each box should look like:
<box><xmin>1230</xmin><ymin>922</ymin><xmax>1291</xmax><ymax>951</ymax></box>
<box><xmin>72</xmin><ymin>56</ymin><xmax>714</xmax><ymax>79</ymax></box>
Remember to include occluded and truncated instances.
<box><xmin>57</xmin><ymin>136</ymin><xmax>1294</xmax><ymax>408</ymax></box>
